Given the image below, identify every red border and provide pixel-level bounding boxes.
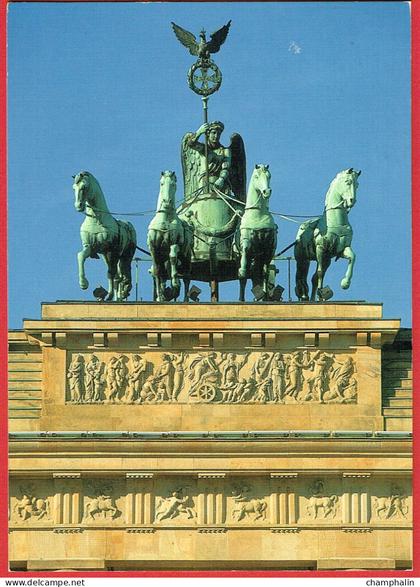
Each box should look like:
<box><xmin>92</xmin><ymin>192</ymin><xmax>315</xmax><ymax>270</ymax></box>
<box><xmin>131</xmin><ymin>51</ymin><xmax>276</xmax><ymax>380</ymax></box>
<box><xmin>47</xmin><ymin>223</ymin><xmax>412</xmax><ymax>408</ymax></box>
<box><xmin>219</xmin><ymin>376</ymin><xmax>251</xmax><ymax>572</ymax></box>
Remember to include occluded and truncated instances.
<box><xmin>1</xmin><ymin>0</ymin><xmax>8</xmax><ymax>577</ymax></box>
<box><xmin>2</xmin><ymin>0</ymin><xmax>417</xmax><ymax>580</ymax></box>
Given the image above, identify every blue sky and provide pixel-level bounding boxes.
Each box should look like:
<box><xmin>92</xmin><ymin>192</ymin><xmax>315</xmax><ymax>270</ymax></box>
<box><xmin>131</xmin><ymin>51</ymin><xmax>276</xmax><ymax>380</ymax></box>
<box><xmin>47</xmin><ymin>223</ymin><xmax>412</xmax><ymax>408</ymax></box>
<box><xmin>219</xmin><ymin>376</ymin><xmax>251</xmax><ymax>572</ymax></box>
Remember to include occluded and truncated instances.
<box><xmin>8</xmin><ymin>2</ymin><xmax>411</xmax><ymax>327</ymax></box>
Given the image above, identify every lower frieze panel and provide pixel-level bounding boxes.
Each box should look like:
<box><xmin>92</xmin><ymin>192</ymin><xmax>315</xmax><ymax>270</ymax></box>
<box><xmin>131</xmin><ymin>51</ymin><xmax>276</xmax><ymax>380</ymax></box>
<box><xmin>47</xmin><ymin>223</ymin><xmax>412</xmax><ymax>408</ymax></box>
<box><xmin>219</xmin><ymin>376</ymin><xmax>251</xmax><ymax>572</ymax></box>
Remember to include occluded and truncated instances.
<box><xmin>9</xmin><ymin>473</ymin><xmax>412</xmax><ymax>530</ymax></box>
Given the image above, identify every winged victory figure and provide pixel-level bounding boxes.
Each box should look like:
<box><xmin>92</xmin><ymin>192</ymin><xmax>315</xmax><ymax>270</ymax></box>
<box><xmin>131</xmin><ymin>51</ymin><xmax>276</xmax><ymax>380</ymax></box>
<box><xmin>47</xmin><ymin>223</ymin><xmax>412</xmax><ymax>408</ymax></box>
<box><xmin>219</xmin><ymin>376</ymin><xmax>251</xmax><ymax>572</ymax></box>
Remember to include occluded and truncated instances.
<box><xmin>180</xmin><ymin>121</ymin><xmax>246</xmax><ymax>203</ymax></box>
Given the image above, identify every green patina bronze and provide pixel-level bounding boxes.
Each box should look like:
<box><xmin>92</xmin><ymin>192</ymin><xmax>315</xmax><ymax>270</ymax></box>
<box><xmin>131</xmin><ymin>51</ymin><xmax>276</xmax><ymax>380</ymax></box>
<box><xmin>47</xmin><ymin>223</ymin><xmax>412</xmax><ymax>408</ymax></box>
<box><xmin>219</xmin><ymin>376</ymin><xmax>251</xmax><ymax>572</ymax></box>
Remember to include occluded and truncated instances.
<box><xmin>169</xmin><ymin>21</ymin><xmax>278</xmax><ymax>301</ymax></box>
<box><xmin>171</xmin><ymin>21</ymin><xmax>231</xmax><ymax>96</ymax></box>
<box><xmin>236</xmin><ymin>164</ymin><xmax>278</xmax><ymax>302</ymax></box>
<box><xmin>147</xmin><ymin>171</ymin><xmax>192</xmax><ymax>302</ymax></box>
<box><xmin>294</xmin><ymin>168</ymin><xmax>361</xmax><ymax>302</ymax></box>
<box><xmin>73</xmin><ymin>22</ymin><xmax>361</xmax><ymax>304</ymax></box>
<box><xmin>178</xmin><ymin>121</ymin><xmax>246</xmax><ymax>288</ymax></box>
<box><xmin>73</xmin><ymin>171</ymin><xmax>137</xmax><ymax>301</ymax></box>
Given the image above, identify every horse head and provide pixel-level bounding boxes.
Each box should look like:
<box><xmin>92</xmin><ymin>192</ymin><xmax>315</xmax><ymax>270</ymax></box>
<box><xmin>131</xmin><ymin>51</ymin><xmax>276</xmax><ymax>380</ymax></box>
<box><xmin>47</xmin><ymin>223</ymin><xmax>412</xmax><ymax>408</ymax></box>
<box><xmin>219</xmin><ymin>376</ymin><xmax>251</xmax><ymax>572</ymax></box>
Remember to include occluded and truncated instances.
<box><xmin>251</xmin><ymin>164</ymin><xmax>272</xmax><ymax>201</ymax></box>
<box><xmin>73</xmin><ymin>171</ymin><xmax>93</xmax><ymax>212</ymax></box>
<box><xmin>157</xmin><ymin>170</ymin><xmax>177</xmax><ymax>213</ymax></box>
<box><xmin>326</xmin><ymin>168</ymin><xmax>361</xmax><ymax>211</ymax></box>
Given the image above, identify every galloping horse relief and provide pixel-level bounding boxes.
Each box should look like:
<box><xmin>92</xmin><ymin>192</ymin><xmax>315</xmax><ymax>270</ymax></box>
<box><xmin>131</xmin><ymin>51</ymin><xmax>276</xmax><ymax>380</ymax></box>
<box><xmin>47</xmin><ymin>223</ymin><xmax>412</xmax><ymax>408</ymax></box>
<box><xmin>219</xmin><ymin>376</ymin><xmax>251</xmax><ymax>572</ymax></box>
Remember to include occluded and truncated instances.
<box><xmin>294</xmin><ymin>168</ymin><xmax>361</xmax><ymax>301</ymax></box>
<box><xmin>147</xmin><ymin>171</ymin><xmax>192</xmax><ymax>301</ymax></box>
<box><xmin>236</xmin><ymin>164</ymin><xmax>278</xmax><ymax>301</ymax></box>
<box><xmin>73</xmin><ymin>171</ymin><xmax>137</xmax><ymax>301</ymax></box>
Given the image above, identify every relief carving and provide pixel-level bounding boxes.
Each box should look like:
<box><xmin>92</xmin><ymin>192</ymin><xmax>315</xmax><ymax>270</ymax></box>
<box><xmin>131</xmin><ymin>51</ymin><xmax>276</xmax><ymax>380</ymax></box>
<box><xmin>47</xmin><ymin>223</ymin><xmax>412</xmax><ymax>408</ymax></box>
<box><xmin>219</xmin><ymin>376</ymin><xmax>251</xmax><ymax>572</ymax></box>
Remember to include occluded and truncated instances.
<box><xmin>66</xmin><ymin>350</ymin><xmax>358</xmax><ymax>405</ymax></box>
<box><xmin>373</xmin><ymin>486</ymin><xmax>409</xmax><ymax>520</ymax></box>
<box><xmin>104</xmin><ymin>355</ymin><xmax>128</xmax><ymax>403</ymax></box>
<box><xmin>231</xmin><ymin>484</ymin><xmax>267</xmax><ymax>522</ymax></box>
<box><xmin>154</xmin><ymin>487</ymin><xmax>196</xmax><ymax>522</ymax></box>
<box><xmin>123</xmin><ymin>354</ymin><xmax>147</xmax><ymax>403</ymax></box>
<box><xmin>67</xmin><ymin>354</ymin><xmax>85</xmax><ymax>403</ymax></box>
<box><xmin>85</xmin><ymin>354</ymin><xmax>105</xmax><ymax>402</ymax></box>
<box><xmin>12</xmin><ymin>487</ymin><xmax>51</xmax><ymax>522</ymax></box>
<box><xmin>83</xmin><ymin>484</ymin><xmax>121</xmax><ymax>521</ymax></box>
<box><xmin>306</xmin><ymin>480</ymin><xmax>339</xmax><ymax>520</ymax></box>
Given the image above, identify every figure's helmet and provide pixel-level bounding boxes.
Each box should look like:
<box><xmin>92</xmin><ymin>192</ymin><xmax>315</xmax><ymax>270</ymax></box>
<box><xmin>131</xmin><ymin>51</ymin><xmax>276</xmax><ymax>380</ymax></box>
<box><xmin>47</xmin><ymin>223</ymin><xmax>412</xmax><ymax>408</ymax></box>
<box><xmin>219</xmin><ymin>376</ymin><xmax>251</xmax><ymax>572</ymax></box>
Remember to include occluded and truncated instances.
<box><xmin>208</xmin><ymin>121</ymin><xmax>224</xmax><ymax>135</ymax></box>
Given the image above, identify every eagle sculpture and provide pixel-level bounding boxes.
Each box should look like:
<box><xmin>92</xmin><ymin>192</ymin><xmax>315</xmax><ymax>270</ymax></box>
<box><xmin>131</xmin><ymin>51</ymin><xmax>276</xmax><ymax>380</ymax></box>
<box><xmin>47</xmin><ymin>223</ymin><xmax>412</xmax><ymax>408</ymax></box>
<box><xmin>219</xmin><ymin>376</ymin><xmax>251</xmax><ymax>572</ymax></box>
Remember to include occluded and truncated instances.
<box><xmin>171</xmin><ymin>21</ymin><xmax>232</xmax><ymax>61</ymax></box>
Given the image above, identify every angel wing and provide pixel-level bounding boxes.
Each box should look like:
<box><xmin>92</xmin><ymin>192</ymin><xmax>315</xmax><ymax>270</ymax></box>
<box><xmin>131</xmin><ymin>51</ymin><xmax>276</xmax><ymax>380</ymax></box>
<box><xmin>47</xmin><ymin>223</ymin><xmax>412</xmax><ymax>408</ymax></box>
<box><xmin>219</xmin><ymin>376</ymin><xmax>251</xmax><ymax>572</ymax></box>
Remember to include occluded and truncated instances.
<box><xmin>229</xmin><ymin>133</ymin><xmax>246</xmax><ymax>202</ymax></box>
<box><xmin>171</xmin><ymin>22</ymin><xmax>199</xmax><ymax>56</ymax></box>
<box><xmin>180</xmin><ymin>132</ymin><xmax>201</xmax><ymax>201</ymax></box>
<box><xmin>207</xmin><ymin>20</ymin><xmax>232</xmax><ymax>54</ymax></box>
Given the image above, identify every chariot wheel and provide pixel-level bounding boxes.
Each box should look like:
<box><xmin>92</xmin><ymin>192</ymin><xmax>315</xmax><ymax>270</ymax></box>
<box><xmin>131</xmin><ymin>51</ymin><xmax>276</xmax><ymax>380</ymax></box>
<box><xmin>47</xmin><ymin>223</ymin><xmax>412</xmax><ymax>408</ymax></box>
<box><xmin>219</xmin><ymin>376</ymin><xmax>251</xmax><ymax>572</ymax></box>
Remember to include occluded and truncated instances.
<box><xmin>197</xmin><ymin>382</ymin><xmax>217</xmax><ymax>402</ymax></box>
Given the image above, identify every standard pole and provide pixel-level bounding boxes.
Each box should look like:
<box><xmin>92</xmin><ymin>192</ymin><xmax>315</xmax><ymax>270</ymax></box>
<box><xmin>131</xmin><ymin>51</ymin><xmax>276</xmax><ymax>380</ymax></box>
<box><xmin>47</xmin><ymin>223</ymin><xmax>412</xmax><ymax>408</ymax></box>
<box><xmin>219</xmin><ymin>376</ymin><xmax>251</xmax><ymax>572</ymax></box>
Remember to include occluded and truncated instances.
<box><xmin>202</xmin><ymin>96</ymin><xmax>210</xmax><ymax>194</ymax></box>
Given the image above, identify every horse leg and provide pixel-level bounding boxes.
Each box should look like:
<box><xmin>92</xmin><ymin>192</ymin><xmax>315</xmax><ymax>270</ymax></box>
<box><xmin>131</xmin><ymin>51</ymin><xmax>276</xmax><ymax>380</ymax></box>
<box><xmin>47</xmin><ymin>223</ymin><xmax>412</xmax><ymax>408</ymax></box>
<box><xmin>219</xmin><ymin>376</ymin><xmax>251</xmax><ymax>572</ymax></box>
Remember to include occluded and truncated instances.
<box><xmin>311</xmin><ymin>256</ymin><xmax>331</xmax><ymax>301</ymax></box>
<box><xmin>239</xmin><ymin>278</ymin><xmax>246</xmax><ymax>302</ymax></box>
<box><xmin>262</xmin><ymin>262</ymin><xmax>270</xmax><ymax>300</ymax></box>
<box><xmin>104</xmin><ymin>253</ymin><xmax>118</xmax><ymax>301</ymax></box>
<box><xmin>294</xmin><ymin>246</ymin><xmax>310</xmax><ymax>301</ymax></box>
<box><xmin>118</xmin><ymin>249</ymin><xmax>134</xmax><ymax>301</ymax></box>
<box><xmin>149</xmin><ymin>249</ymin><xmax>164</xmax><ymax>302</ymax></box>
<box><xmin>169</xmin><ymin>243</ymin><xmax>181</xmax><ymax>300</ymax></box>
<box><xmin>310</xmin><ymin>265</ymin><xmax>318</xmax><ymax>301</ymax></box>
<box><xmin>183</xmin><ymin>278</ymin><xmax>190</xmax><ymax>303</ymax></box>
<box><xmin>340</xmin><ymin>245</ymin><xmax>356</xmax><ymax>289</ymax></box>
<box><xmin>77</xmin><ymin>245</ymin><xmax>91</xmax><ymax>290</ymax></box>
<box><xmin>238</xmin><ymin>231</ymin><xmax>251</xmax><ymax>280</ymax></box>
<box><xmin>311</xmin><ymin>241</ymin><xmax>331</xmax><ymax>301</ymax></box>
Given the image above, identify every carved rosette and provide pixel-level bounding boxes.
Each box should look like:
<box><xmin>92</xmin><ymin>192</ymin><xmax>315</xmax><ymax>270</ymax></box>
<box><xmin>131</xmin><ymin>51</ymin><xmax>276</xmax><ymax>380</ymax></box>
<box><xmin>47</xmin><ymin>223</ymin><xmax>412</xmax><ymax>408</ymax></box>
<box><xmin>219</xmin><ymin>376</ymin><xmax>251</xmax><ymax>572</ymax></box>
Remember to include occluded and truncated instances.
<box><xmin>65</xmin><ymin>350</ymin><xmax>358</xmax><ymax>405</ymax></box>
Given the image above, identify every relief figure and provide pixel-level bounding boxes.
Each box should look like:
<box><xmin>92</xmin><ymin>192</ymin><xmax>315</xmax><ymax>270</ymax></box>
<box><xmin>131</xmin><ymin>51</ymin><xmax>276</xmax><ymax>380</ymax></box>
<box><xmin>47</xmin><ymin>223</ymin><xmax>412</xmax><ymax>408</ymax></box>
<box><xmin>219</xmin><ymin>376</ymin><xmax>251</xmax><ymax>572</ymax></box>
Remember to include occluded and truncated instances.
<box><xmin>152</xmin><ymin>354</ymin><xmax>175</xmax><ymax>401</ymax></box>
<box><xmin>231</xmin><ymin>485</ymin><xmax>267</xmax><ymax>522</ymax></box>
<box><xmin>270</xmin><ymin>352</ymin><xmax>286</xmax><ymax>402</ymax></box>
<box><xmin>84</xmin><ymin>490</ymin><xmax>120</xmax><ymax>520</ymax></box>
<box><xmin>155</xmin><ymin>488</ymin><xmax>196</xmax><ymax>522</ymax></box>
<box><xmin>172</xmin><ymin>352</ymin><xmax>185</xmax><ymax>401</ymax></box>
<box><xmin>301</xmin><ymin>351</ymin><xmax>333</xmax><ymax>402</ymax></box>
<box><xmin>124</xmin><ymin>354</ymin><xmax>147</xmax><ymax>403</ymax></box>
<box><xmin>284</xmin><ymin>351</ymin><xmax>308</xmax><ymax>400</ymax></box>
<box><xmin>220</xmin><ymin>352</ymin><xmax>248</xmax><ymax>402</ymax></box>
<box><xmin>104</xmin><ymin>355</ymin><xmax>127</xmax><ymax>403</ymax></box>
<box><xmin>188</xmin><ymin>352</ymin><xmax>223</xmax><ymax>402</ymax></box>
<box><xmin>67</xmin><ymin>354</ymin><xmax>84</xmax><ymax>403</ymax></box>
<box><xmin>323</xmin><ymin>356</ymin><xmax>356</xmax><ymax>403</ymax></box>
<box><xmin>374</xmin><ymin>488</ymin><xmax>408</xmax><ymax>520</ymax></box>
<box><xmin>84</xmin><ymin>354</ymin><xmax>104</xmax><ymax>403</ymax></box>
<box><xmin>13</xmin><ymin>493</ymin><xmax>50</xmax><ymax>522</ymax></box>
<box><xmin>306</xmin><ymin>480</ymin><xmax>338</xmax><ymax>519</ymax></box>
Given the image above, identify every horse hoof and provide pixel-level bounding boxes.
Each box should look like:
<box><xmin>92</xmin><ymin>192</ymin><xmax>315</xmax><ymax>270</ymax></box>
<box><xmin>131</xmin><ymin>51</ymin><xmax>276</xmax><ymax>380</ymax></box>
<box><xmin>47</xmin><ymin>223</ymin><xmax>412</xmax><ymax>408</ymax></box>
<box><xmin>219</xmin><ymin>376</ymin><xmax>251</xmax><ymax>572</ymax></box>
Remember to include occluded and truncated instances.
<box><xmin>341</xmin><ymin>279</ymin><xmax>350</xmax><ymax>290</ymax></box>
<box><xmin>79</xmin><ymin>279</ymin><xmax>89</xmax><ymax>290</ymax></box>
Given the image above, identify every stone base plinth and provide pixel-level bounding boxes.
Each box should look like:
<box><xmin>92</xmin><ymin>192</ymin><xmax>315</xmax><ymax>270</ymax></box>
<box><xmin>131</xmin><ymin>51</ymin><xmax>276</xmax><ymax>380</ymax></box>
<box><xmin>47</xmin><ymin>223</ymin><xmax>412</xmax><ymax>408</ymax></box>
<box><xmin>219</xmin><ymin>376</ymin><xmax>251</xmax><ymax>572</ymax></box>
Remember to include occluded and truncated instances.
<box><xmin>8</xmin><ymin>301</ymin><xmax>411</xmax><ymax>571</ymax></box>
<box><xmin>11</xmin><ymin>302</ymin><xmax>400</xmax><ymax>432</ymax></box>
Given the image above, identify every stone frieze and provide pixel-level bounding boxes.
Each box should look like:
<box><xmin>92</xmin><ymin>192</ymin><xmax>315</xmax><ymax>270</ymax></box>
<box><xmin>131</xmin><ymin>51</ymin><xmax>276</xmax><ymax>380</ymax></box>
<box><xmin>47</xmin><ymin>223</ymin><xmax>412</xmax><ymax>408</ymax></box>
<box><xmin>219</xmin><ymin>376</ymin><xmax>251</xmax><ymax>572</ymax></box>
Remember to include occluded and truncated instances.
<box><xmin>66</xmin><ymin>350</ymin><xmax>358</xmax><ymax>405</ymax></box>
<box><xmin>9</xmin><ymin>478</ymin><xmax>410</xmax><ymax>529</ymax></box>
